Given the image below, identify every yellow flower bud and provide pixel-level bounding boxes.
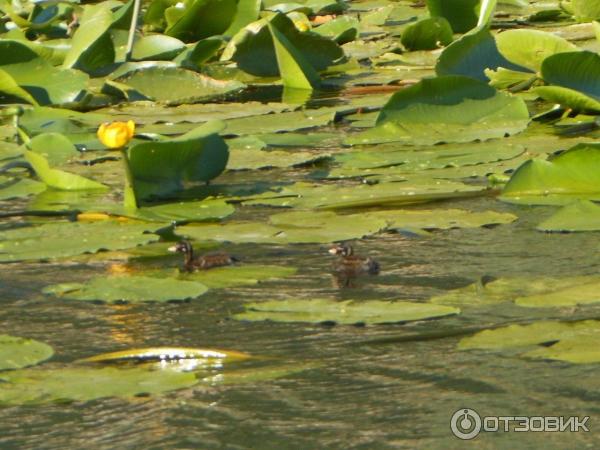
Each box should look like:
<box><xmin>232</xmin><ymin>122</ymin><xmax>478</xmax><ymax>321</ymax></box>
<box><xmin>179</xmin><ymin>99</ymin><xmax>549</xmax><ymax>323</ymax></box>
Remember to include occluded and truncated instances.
<box><xmin>97</xmin><ymin>120</ymin><xmax>135</xmax><ymax>149</ymax></box>
<box><xmin>294</xmin><ymin>20</ymin><xmax>310</xmax><ymax>32</ymax></box>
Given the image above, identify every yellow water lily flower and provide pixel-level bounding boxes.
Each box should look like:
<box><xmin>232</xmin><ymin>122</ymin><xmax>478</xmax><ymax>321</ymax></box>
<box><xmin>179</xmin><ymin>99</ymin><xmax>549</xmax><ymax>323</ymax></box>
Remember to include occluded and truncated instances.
<box><xmin>97</xmin><ymin>120</ymin><xmax>135</xmax><ymax>149</ymax></box>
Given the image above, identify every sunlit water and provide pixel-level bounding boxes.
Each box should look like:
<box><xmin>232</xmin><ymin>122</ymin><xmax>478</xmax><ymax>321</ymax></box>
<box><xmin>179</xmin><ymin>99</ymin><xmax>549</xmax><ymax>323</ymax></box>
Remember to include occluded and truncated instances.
<box><xmin>2</xmin><ymin>192</ymin><xmax>600</xmax><ymax>449</ymax></box>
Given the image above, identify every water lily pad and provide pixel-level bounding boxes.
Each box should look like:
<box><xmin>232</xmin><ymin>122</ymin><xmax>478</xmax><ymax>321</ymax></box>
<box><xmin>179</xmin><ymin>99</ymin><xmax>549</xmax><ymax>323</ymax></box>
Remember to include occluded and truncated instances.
<box><xmin>0</xmin><ymin>221</ymin><xmax>160</xmax><ymax>262</ymax></box>
<box><xmin>401</xmin><ymin>17</ymin><xmax>453</xmax><ymax>51</ymax></box>
<box><xmin>44</xmin><ymin>275</ymin><xmax>208</xmax><ymax>303</ymax></box>
<box><xmin>24</xmin><ymin>150</ymin><xmax>107</xmax><ymax>191</ymax></box>
<box><xmin>0</xmin><ymin>366</ymin><xmax>198</xmax><ymax>405</ymax></box>
<box><xmin>176</xmin><ymin>211</ymin><xmax>388</xmax><ymax>244</ymax></box>
<box><xmin>222</xmin><ymin>13</ymin><xmax>344</xmax><ymax>77</ymax></box>
<box><xmin>131</xmin><ymin>34</ymin><xmax>187</xmax><ymax>61</ymax></box>
<box><xmin>369</xmin><ymin>209</ymin><xmax>517</xmax><ymax>230</ymax></box>
<box><xmin>0</xmin><ymin>176</ymin><xmax>46</xmax><ymax>200</ymax></box>
<box><xmin>426</xmin><ymin>0</ymin><xmax>480</xmax><ymax>33</ymax></box>
<box><xmin>228</xmin><ymin>147</ymin><xmax>330</xmax><ymax>170</ymax></box>
<box><xmin>0</xmin><ymin>335</ymin><xmax>54</xmax><ymax>370</ymax></box>
<box><xmin>181</xmin><ymin>265</ymin><xmax>297</xmax><ymax>287</ymax></box>
<box><xmin>537</xmin><ymin>200</ymin><xmax>600</xmax><ymax>232</ymax></box>
<box><xmin>127</xmin><ymin>121</ymin><xmax>229</xmax><ymax>200</ymax></box>
<box><xmin>234</xmin><ymin>298</ymin><xmax>460</xmax><ymax>325</ymax></box>
<box><xmin>127</xmin><ymin>199</ymin><xmax>235</xmax><ymax>223</ymax></box>
<box><xmin>27</xmin><ymin>132</ymin><xmax>79</xmax><ymax>166</ymax></box>
<box><xmin>500</xmin><ymin>143</ymin><xmax>600</xmax><ymax>205</ymax></box>
<box><xmin>458</xmin><ymin>320</ymin><xmax>600</xmax><ymax>356</ymax></box>
<box><xmin>496</xmin><ymin>29</ymin><xmax>578</xmax><ymax>73</ymax></box>
<box><xmin>165</xmin><ymin>0</ymin><xmax>237</xmax><ymax>42</ymax></box>
<box><xmin>346</xmin><ymin>75</ymin><xmax>530</xmax><ymax>146</ymax></box>
<box><xmin>430</xmin><ymin>275</ymin><xmax>600</xmax><ymax>307</ymax></box>
<box><xmin>113</xmin><ymin>66</ymin><xmax>244</xmax><ymax>104</ymax></box>
<box><xmin>243</xmin><ymin>180</ymin><xmax>484</xmax><ymax>210</ymax></box>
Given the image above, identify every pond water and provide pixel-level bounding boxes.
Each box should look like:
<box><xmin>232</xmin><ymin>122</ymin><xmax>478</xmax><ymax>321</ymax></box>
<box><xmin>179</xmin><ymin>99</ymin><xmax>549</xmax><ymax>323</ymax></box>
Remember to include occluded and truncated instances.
<box><xmin>2</xmin><ymin>190</ymin><xmax>600</xmax><ymax>448</ymax></box>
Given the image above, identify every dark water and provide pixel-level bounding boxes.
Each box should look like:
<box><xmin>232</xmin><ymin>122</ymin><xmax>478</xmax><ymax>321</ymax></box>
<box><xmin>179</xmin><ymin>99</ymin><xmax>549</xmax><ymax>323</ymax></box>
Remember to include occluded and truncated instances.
<box><xmin>2</xmin><ymin>195</ymin><xmax>600</xmax><ymax>449</ymax></box>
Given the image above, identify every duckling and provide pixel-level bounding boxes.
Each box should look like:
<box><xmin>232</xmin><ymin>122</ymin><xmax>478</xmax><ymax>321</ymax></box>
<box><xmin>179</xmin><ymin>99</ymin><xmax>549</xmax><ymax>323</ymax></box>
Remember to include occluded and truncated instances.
<box><xmin>168</xmin><ymin>240</ymin><xmax>239</xmax><ymax>272</ymax></box>
<box><xmin>329</xmin><ymin>243</ymin><xmax>380</xmax><ymax>277</ymax></box>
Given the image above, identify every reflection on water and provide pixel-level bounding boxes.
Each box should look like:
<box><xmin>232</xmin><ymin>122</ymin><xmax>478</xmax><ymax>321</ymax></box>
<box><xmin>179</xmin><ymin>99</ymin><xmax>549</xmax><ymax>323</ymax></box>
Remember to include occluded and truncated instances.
<box><xmin>1</xmin><ymin>198</ymin><xmax>600</xmax><ymax>448</ymax></box>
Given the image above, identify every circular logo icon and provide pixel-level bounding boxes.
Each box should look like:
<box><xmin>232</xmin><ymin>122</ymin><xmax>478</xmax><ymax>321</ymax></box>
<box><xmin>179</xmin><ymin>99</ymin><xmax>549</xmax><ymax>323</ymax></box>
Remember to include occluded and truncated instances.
<box><xmin>451</xmin><ymin>408</ymin><xmax>482</xmax><ymax>440</ymax></box>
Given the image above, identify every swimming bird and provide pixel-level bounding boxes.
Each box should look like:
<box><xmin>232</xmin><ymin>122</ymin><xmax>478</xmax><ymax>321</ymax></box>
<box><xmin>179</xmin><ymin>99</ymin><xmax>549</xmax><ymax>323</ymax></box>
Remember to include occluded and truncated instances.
<box><xmin>328</xmin><ymin>243</ymin><xmax>380</xmax><ymax>286</ymax></box>
<box><xmin>168</xmin><ymin>240</ymin><xmax>239</xmax><ymax>272</ymax></box>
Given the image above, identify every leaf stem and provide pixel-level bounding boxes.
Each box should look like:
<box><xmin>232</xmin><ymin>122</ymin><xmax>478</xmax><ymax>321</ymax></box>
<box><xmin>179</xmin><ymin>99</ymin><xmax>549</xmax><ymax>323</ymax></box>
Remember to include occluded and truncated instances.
<box><xmin>125</xmin><ymin>0</ymin><xmax>142</xmax><ymax>62</ymax></box>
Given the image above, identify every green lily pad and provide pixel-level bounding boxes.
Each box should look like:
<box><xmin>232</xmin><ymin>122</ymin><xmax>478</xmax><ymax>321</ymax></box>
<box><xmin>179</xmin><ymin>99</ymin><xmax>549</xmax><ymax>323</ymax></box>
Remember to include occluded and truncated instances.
<box><xmin>500</xmin><ymin>143</ymin><xmax>600</xmax><ymax>205</ymax></box>
<box><xmin>515</xmin><ymin>280</ymin><xmax>600</xmax><ymax>308</ymax></box>
<box><xmin>234</xmin><ymin>298</ymin><xmax>460</xmax><ymax>325</ymax></box>
<box><xmin>222</xmin><ymin>13</ymin><xmax>344</xmax><ymax>77</ymax></box>
<box><xmin>243</xmin><ymin>179</ymin><xmax>484</xmax><ymax>210</ymax></box>
<box><xmin>537</xmin><ymin>200</ymin><xmax>600</xmax><ymax>232</ymax></box>
<box><xmin>0</xmin><ymin>221</ymin><xmax>160</xmax><ymax>262</ymax></box>
<box><xmin>127</xmin><ymin>121</ymin><xmax>229</xmax><ymax>200</ymax></box>
<box><xmin>0</xmin><ymin>176</ymin><xmax>46</xmax><ymax>200</ymax></box>
<box><xmin>312</xmin><ymin>16</ymin><xmax>359</xmax><ymax>44</ymax></box>
<box><xmin>62</xmin><ymin>3</ymin><xmax>115</xmax><ymax>73</ymax></box>
<box><xmin>436</xmin><ymin>26</ymin><xmax>523</xmax><ymax>82</ymax></box>
<box><xmin>24</xmin><ymin>150</ymin><xmax>108</xmax><ymax>191</ymax></box>
<box><xmin>131</xmin><ymin>34</ymin><xmax>187</xmax><ymax>61</ymax></box>
<box><xmin>429</xmin><ymin>275</ymin><xmax>600</xmax><ymax>307</ymax></box>
<box><xmin>346</xmin><ymin>75</ymin><xmax>530</xmax><ymax>146</ymax></box>
<box><xmin>369</xmin><ymin>209</ymin><xmax>517</xmax><ymax>230</ymax></box>
<box><xmin>44</xmin><ymin>275</ymin><xmax>208</xmax><ymax>303</ymax></box>
<box><xmin>176</xmin><ymin>210</ymin><xmax>388</xmax><ymax>244</ymax></box>
<box><xmin>181</xmin><ymin>265</ymin><xmax>298</xmax><ymax>288</ymax></box>
<box><xmin>27</xmin><ymin>132</ymin><xmax>79</xmax><ymax>166</ymax></box>
<box><xmin>458</xmin><ymin>320</ymin><xmax>600</xmax><ymax>350</ymax></box>
<box><xmin>165</xmin><ymin>0</ymin><xmax>237</xmax><ymax>42</ymax></box>
<box><xmin>525</xmin><ymin>336</ymin><xmax>600</xmax><ymax>364</ymax></box>
<box><xmin>567</xmin><ymin>0</ymin><xmax>600</xmax><ymax>21</ymax></box>
<box><xmin>401</xmin><ymin>17</ymin><xmax>453</xmax><ymax>51</ymax></box>
<box><xmin>113</xmin><ymin>66</ymin><xmax>244</xmax><ymax>104</ymax></box>
<box><xmin>126</xmin><ymin>199</ymin><xmax>235</xmax><ymax>223</ymax></box>
<box><xmin>496</xmin><ymin>29</ymin><xmax>579</xmax><ymax>73</ymax></box>
<box><xmin>0</xmin><ymin>68</ymin><xmax>38</xmax><ymax>105</ymax></box>
<box><xmin>426</xmin><ymin>0</ymin><xmax>480</xmax><ymax>33</ymax></box>
<box><xmin>0</xmin><ymin>335</ymin><xmax>54</xmax><ymax>370</ymax></box>
<box><xmin>228</xmin><ymin>147</ymin><xmax>330</xmax><ymax>170</ymax></box>
<box><xmin>0</xmin><ymin>40</ymin><xmax>88</xmax><ymax>106</ymax></box>
<box><xmin>0</xmin><ymin>366</ymin><xmax>198</xmax><ymax>405</ymax></box>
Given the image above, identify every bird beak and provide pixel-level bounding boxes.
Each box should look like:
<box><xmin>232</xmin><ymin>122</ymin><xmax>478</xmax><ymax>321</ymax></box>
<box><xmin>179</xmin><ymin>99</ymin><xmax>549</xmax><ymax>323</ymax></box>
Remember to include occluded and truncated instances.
<box><xmin>167</xmin><ymin>245</ymin><xmax>177</xmax><ymax>252</ymax></box>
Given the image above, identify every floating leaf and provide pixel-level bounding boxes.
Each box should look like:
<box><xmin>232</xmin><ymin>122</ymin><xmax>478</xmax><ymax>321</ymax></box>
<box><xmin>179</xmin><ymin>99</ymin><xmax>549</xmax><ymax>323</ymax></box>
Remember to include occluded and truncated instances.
<box><xmin>131</xmin><ymin>34</ymin><xmax>187</xmax><ymax>61</ymax></box>
<box><xmin>436</xmin><ymin>26</ymin><xmax>522</xmax><ymax>82</ymax></box>
<box><xmin>535</xmin><ymin>51</ymin><xmax>600</xmax><ymax>112</ymax></box>
<box><xmin>537</xmin><ymin>200</ymin><xmax>600</xmax><ymax>232</ymax></box>
<box><xmin>27</xmin><ymin>132</ymin><xmax>79</xmax><ymax>165</ymax></box>
<box><xmin>495</xmin><ymin>29</ymin><xmax>578</xmax><ymax>73</ymax></box>
<box><xmin>0</xmin><ymin>366</ymin><xmax>198</xmax><ymax>405</ymax></box>
<box><xmin>0</xmin><ymin>68</ymin><xmax>38</xmax><ymax>105</ymax></box>
<box><xmin>567</xmin><ymin>0</ymin><xmax>600</xmax><ymax>21</ymax></box>
<box><xmin>458</xmin><ymin>319</ymin><xmax>600</xmax><ymax>363</ymax></box>
<box><xmin>127</xmin><ymin>121</ymin><xmax>229</xmax><ymax>200</ymax></box>
<box><xmin>515</xmin><ymin>280</ymin><xmax>600</xmax><ymax>308</ymax></box>
<box><xmin>234</xmin><ymin>298</ymin><xmax>460</xmax><ymax>325</ymax></box>
<box><xmin>165</xmin><ymin>0</ymin><xmax>237</xmax><ymax>42</ymax></box>
<box><xmin>182</xmin><ymin>265</ymin><xmax>298</xmax><ymax>288</ymax></box>
<box><xmin>501</xmin><ymin>143</ymin><xmax>600</xmax><ymax>205</ymax></box>
<box><xmin>62</xmin><ymin>3</ymin><xmax>115</xmax><ymax>73</ymax></box>
<box><xmin>346</xmin><ymin>76</ymin><xmax>529</xmax><ymax>146</ymax></box>
<box><xmin>0</xmin><ymin>221</ymin><xmax>160</xmax><ymax>262</ymax></box>
<box><xmin>113</xmin><ymin>66</ymin><xmax>244</xmax><ymax>104</ymax></box>
<box><xmin>222</xmin><ymin>13</ymin><xmax>344</xmax><ymax>77</ymax></box>
<box><xmin>44</xmin><ymin>275</ymin><xmax>208</xmax><ymax>303</ymax></box>
<box><xmin>127</xmin><ymin>199</ymin><xmax>235</xmax><ymax>223</ymax></box>
<box><xmin>0</xmin><ymin>176</ymin><xmax>46</xmax><ymax>200</ymax></box>
<box><xmin>401</xmin><ymin>17</ymin><xmax>453</xmax><ymax>51</ymax></box>
<box><xmin>426</xmin><ymin>0</ymin><xmax>480</xmax><ymax>33</ymax></box>
<box><xmin>24</xmin><ymin>150</ymin><xmax>107</xmax><ymax>191</ymax></box>
<box><xmin>0</xmin><ymin>335</ymin><xmax>54</xmax><ymax>370</ymax></box>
